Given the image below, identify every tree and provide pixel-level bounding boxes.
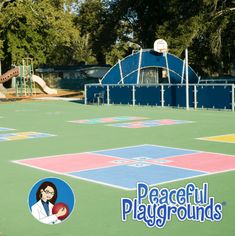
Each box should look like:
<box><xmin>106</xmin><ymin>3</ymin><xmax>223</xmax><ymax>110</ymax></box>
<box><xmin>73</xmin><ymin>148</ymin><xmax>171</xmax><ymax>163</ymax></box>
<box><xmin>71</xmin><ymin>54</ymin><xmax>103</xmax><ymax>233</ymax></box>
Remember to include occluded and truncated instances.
<box><xmin>0</xmin><ymin>0</ymin><xmax>93</xmax><ymax>71</ymax></box>
<box><xmin>101</xmin><ymin>0</ymin><xmax>235</xmax><ymax>75</ymax></box>
<box><xmin>1</xmin><ymin>0</ymin><xmax>234</xmax><ymax>75</ymax></box>
<box><xmin>189</xmin><ymin>0</ymin><xmax>235</xmax><ymax>75</ymax></box>
<box><xmin>74</xmin><ymin>0</ymin><xmax>110</xmax><ymax>64</ymax></box>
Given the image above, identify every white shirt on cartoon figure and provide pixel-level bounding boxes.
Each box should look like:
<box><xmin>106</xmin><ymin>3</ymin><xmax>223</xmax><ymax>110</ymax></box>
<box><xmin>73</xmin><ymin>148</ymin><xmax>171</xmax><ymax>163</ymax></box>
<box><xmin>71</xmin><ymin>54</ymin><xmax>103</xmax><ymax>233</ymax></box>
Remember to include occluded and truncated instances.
<box><xmin>31</xmin><ymin>200</ymin><xmax>61</xmax><ymax>224</ymax></box>
<box><xmin>31</xmin><ymin>186</ymin><xmax>67</xmax><ymax>224</ymax></box>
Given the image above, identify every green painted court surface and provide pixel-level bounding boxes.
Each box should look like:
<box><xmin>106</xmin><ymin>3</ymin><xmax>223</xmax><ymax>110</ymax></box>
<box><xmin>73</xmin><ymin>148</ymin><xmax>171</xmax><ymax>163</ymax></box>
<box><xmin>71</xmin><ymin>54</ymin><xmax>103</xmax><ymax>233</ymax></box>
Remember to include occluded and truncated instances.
<box><xmin>0</xmin><ymin>100</ymin><xmax>235</xmax><ymax>235</ymax></box>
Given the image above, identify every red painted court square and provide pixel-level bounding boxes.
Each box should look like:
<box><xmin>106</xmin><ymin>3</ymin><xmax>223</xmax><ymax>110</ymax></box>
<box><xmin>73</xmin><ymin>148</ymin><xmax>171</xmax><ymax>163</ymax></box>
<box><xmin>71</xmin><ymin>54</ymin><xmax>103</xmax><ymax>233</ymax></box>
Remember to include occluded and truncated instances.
<box><xmin>155</xmin><ymin>153</ymin><xmax>235</xmax><ymax>173</ymax></box>
<box><xmin>18</xmin><ymin>153</ymin><xmax>134</xmax><ymax>173</ymax></box>
<box><xmin>157</xmin><ymin>119</ymin><xmax>178</xmax><ymax>125</ymax></box>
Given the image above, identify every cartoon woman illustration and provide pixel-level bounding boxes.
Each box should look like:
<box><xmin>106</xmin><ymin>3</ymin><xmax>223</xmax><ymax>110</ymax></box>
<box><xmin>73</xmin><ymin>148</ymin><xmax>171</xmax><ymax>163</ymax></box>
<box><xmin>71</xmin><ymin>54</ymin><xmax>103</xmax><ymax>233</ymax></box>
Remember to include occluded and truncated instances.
<box><xmin>31</xmin><ymin>181</ymin><xmax>67</xmax><ymax>224</ymax></box>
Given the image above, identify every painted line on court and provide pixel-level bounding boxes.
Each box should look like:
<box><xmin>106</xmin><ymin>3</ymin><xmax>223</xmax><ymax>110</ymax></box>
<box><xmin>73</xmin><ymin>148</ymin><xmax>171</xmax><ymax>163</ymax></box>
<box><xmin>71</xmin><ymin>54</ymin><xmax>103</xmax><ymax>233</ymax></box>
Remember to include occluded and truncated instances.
<box><xmin>197</xmin><ymin>133</ymin><xmax>235</xmax><ymax>144</ymax></box>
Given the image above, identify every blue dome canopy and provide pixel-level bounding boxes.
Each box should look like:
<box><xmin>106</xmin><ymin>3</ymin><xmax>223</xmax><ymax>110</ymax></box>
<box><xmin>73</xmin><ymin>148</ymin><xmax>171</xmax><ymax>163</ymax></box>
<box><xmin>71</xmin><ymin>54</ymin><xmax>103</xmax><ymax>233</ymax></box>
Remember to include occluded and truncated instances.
<box><xmin>101</xmin><ymin>49</ymin><xmax>199</xmax><ymax>84</ymax></box>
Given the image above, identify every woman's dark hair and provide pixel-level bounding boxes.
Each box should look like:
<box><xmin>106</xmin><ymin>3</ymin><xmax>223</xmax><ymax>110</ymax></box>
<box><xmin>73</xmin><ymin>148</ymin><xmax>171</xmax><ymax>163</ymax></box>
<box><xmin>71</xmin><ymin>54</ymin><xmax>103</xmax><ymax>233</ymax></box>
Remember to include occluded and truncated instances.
<box><xmin>36</xmin><ymin>181</ymin><xmax>57</xmax><ymax>204</ymax></box>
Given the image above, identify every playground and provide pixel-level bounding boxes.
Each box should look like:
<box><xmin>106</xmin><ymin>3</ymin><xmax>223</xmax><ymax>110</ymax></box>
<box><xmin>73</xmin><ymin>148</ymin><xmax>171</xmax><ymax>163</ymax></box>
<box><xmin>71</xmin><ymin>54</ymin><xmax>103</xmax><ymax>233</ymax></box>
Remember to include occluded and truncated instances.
<box><xmin>0</xmin><ymin>58</ymin><xmax>57</xmax><ymax>98</ymax></box>
<box><xmin>0</xmin><ymin>40</ymin><xmax>235</xmax><ymax>235</ymax></box>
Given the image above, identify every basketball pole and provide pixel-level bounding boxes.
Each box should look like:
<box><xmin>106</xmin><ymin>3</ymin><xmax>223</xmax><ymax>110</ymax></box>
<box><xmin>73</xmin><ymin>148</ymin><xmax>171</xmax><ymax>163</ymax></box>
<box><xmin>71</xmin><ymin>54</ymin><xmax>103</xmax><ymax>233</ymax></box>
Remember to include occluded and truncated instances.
<box><xmin>185</xmin><ymin>48</ymin><xmax>189</xmax><ymax>110</ymax></box>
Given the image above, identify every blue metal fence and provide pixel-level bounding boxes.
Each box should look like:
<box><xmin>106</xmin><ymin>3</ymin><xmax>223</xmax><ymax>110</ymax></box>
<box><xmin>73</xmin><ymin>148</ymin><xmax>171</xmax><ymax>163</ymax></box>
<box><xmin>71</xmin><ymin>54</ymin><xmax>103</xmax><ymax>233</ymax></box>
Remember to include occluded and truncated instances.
<box><xmin>163</xmin><ymin>85</ymin><xmax>194</xmax><ymax>107</ymax></box>
<box><xmin>135</xmin><ymin>86</ymin><xmax>161</xmax><ymax>106</ymax></box>
<box><xmin>85</xmin><ymin>84</ymin><xmax>235</xmax><ymax>111</ymax></box>
<box><xmin>85</xmin><ymin>85</ymin><xmax>107</xmax><ymax>104</ymax></box>
<box><xmin>109</xmin><ymin>85</ymin><xmax>133</xmax><ymax>105</ymax></box>
<box><xmin>197</xmin><ymin>85</ymin><xmax>233</xmax><ymax>109</ymax></box>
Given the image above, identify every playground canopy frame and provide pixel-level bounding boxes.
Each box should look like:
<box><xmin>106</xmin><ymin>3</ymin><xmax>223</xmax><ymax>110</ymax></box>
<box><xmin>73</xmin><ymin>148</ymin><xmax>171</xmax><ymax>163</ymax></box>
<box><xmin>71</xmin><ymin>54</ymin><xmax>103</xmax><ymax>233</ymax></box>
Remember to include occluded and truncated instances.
<box><xmin>100</xmin><ymin>49</ymin><xmax>199</xmax><ymax>85</ymax></box>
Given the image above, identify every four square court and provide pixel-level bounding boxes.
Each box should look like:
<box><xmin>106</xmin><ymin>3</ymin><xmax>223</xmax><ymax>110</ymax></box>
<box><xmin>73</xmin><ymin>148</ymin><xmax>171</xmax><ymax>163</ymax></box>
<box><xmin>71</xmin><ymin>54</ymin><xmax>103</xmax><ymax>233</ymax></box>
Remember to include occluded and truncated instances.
<box><xmin>14</xmin><ymin>144</ymin><xmax>235</xmax><ymax>190</ymax></box>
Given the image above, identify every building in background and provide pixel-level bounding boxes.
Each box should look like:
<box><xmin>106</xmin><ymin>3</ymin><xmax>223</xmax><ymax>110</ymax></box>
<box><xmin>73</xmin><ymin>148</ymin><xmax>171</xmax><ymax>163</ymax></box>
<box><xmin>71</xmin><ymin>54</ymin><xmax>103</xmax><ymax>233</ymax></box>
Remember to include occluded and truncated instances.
<box><xmin>36</xmin><ymin>65</ymin><xmax>111</xmax><ymax>90</ymax></box>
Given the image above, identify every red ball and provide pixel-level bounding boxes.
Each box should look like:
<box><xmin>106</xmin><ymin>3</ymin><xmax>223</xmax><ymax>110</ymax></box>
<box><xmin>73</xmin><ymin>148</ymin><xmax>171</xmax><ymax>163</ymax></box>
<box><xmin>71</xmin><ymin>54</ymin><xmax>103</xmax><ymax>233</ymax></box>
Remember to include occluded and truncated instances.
<box><xmin>52</xmin><ymin>202</ymin><xmax>69</xmax><ymax>220</ymax></box>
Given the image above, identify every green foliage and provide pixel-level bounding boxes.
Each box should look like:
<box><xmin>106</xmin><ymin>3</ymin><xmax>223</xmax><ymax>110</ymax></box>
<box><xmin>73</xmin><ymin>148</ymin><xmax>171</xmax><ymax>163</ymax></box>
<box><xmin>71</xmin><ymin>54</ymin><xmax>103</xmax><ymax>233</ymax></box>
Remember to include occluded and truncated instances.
<box><xmin>103</xmin><ymin>0</ymin><xmax>234</xmax><ymax>74</ymax></box>
<box><xmin>0</xmin><ymin>0</ymin><xmax>234</xmax><ymax>75</ymax></box>
<box><xmin>0</xmin><ymin>0</ymin><xmax>93</xmax><ymax>69</ymax></box>
<box><xmin>105</xmin><ymin>41</ymin><xmax>129</xmax><ymax>65</ymax></box>
<box><xmin>74</xmin><ymin>0</ymin><xmax>119</xmax><ymax>64</ymax></box>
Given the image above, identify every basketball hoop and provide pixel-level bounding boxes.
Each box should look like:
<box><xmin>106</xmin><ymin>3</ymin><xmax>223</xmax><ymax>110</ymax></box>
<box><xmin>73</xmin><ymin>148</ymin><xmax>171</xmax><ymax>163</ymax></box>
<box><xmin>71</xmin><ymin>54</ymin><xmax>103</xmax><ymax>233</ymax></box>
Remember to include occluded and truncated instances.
<box><xmin>154</xmin><ymin>39</ymin><xmax>168</xmax><ymax>53</ymax></box>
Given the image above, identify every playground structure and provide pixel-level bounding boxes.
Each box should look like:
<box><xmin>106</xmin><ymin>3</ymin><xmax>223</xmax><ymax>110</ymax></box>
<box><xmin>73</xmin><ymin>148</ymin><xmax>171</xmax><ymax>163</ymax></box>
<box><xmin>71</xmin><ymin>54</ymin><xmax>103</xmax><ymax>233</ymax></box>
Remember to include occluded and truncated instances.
<box><xmin>85</xmin><ymin>40</ymin><xmax>235</xmax><ymax>111</ymax></box>
<box><xmin>0</xmin><ymin>58</ymin><xmax>57</xmax><ymax>98</ymax></box>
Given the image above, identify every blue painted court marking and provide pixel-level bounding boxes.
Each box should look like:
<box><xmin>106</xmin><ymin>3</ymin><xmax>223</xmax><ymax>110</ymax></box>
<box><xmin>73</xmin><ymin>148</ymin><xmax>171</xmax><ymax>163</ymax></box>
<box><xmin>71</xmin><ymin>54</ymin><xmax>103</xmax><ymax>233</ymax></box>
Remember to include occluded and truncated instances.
<box><xmin>0</xmin><ymin>127</ymin><xmax>16</xmax><ymax>132</ymax></box>
<box><xmin>94</xmin><ymin>144</ymin><xmax>198</xmax><ymax>159</ymax></box>
<box><xmin>69</xmin><ymin>164</ymin><xmax>206</xmax><ymax>190</ymax></box>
